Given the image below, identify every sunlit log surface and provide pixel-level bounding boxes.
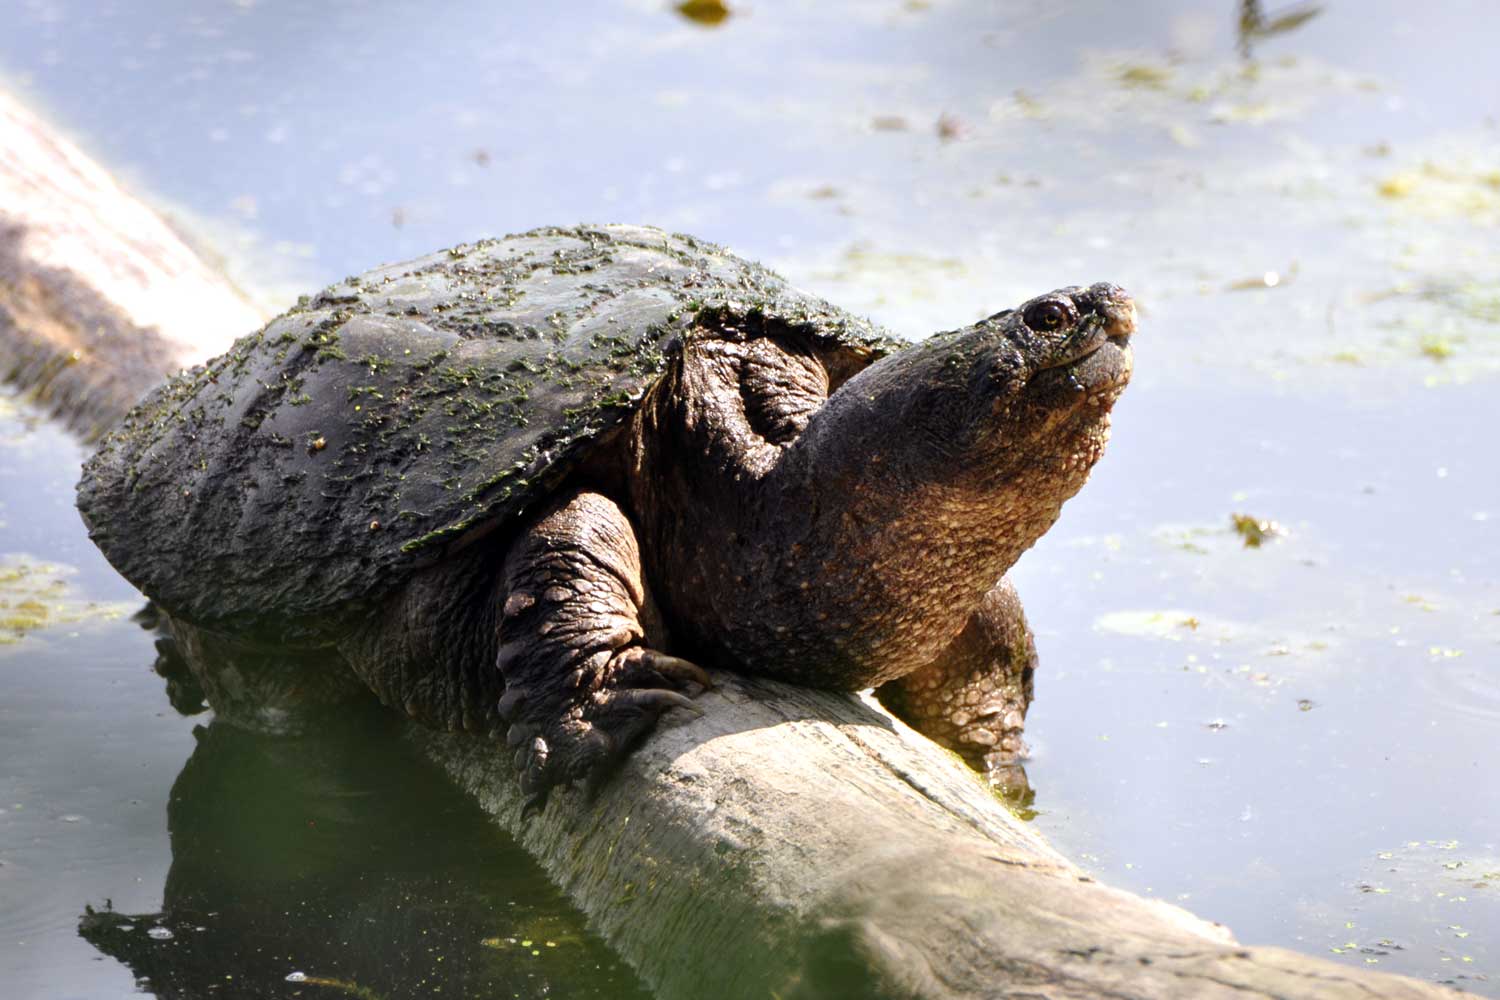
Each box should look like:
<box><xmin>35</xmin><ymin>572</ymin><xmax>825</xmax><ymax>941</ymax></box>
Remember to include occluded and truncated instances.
<box><xmin>4</xmin><ymin>89</ymin><xmax>1465</xmax><ymax>999</ymax></box>
<box><xmin>418</xmin><ymin>678</ymin><xmax>1463</xmax><ymax>999</ymax></box>
<box><xmin>0</xmin><ymin>87</ymin><xmax>264</xmax><ymax>437</ymax></box>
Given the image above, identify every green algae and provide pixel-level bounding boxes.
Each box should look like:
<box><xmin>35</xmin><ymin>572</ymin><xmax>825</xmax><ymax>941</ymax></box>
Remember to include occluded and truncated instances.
<box><xmin>0</xmin><ymin>555</ymin><xmax>134</xmax><ymax>647</ymax></box>
<box><xmin>676</xmin><ymin>0</ymin><xmax>731</xmax><ymax>27</ymax></box>
<box><xmin>1231</xmin><ymin>512</ymin><xmax>1282</xmax><ymax>548</ymax></box>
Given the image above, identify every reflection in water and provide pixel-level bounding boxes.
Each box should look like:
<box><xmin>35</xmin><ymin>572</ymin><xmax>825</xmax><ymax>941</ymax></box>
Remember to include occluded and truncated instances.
<box><xmin>136</xmin><ymin>602</ymin><xmax>209</xmax><ymax>717</ymax></box>
<box><xmin>78</xmin><ymin>706</ymin><xmax>646</xmax><ymax>999</ymax></box>
<box><xmin>1237</xmin><ymin>0</ymin><xmax>1324</xmax><ymax>58</ymax></box>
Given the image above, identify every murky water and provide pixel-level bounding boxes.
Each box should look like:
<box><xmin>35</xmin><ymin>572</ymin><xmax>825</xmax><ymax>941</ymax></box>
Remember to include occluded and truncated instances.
<box><xmin>2</xmin><ymin>1</ymin><xmax>1496</xmax><ymax>996</ymax></box>
<box><xmin>0</xmin><ymin>400</ymin><xmax>649</xmax><ymax>998</ymax></box>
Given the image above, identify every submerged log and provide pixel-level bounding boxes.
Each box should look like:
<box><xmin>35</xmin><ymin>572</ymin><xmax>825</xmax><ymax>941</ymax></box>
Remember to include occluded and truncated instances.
<box><xmin>0</xmin><ymin>87</ymin><xmax>264</xmax><ymax>436</ymax></box>
<box><xmin>2</xmin><ymin>87</ymin><xmax>1464</xmax><ymax>998</ymax></box>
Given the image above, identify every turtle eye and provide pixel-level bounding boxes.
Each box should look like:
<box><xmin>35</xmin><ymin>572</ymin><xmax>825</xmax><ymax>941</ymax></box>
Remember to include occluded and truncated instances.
<box><xmin>1023</xmin><ymin>300</ymin><xmax>1073</xmax><ymax>332</ymax></box>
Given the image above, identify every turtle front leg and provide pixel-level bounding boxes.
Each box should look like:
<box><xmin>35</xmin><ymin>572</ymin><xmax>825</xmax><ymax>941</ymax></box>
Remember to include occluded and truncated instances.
<box><xmin>874</xmin><ymin>577</ymin><xmax>1037</xmax><ymax>793</ymax></box>
<box><xmin>497</xmin><ymin>490</ymin><xmax>711</xmax><ymax>815</ymax></box>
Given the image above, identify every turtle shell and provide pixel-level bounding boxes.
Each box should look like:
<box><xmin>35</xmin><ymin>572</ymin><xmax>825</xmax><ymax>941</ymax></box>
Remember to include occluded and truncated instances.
<box><xmin>78</xmin><ymin>224</ymin><xmax>897</xmax><ymax>640</ymax></box>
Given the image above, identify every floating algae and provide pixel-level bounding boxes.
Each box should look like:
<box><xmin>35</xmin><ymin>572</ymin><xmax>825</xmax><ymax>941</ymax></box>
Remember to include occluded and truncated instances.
<box><xmin>0</xmin><ymin>554</ymin><xmax>134</xmax><ymax>647</ymax></box>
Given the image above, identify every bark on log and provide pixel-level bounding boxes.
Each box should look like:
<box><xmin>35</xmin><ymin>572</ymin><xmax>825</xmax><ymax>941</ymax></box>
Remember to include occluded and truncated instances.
<box><xmin>0</xmin><ymin>87</ymin><xmax>264</xmax><ymax>437</ymax></box>
<box><xmin>1</xmin><ymin>86</ymin><xmax>1467</xmax><ymax>999</ymax></box>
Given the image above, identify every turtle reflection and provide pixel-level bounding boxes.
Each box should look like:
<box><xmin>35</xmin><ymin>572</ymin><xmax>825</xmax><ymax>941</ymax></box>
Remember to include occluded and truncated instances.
<box><xmin>78</xmin><ymin>702</ymin><xmax>646</xmax><ymax>999</ymax></box>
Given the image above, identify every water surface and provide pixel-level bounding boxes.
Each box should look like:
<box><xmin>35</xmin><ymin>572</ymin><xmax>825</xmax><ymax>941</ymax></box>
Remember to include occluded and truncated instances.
<box><xmin>1</xmin><ymin>1</ymin><xmax>1496</xmax><ymax>995</ymax></box>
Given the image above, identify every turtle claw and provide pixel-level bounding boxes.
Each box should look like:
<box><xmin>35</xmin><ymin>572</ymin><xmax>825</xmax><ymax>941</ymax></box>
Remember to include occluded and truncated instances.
<box><xmin>504</xmin><ymin>645</ymin><xmax>710</xmax><ymax>813</ymax></box>
<box><xmin>595</xmin><ymin>687</ymin><xmax>703</xmax><ymax>716</ymax></box>
<box><xmin>516</xmin><ymin>735</ymin><xmax>555</xmax><ymax>820</ymax></box>
<box><xmin>497</xmin><ymin>685</ymin><xmax>527</xmax><ymax>719</ymax></box>
<box><xmin>632</xmin><ymin>651</ymin><xmax>714</xmax><ymax>691</ymax></box>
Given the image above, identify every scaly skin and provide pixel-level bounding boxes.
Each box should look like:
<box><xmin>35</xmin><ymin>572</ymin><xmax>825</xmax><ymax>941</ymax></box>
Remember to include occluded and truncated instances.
<box><xmin>80</xmin><ymin>222</ymin><xmax>1135</xmax><ymax>810</ymax></box>
<box><xmin>493</xmin><ymin>284</ymin><xmax>1134</xmax><ymax>806</ymax></box>
<box><xmin>495</xmin><ymin>491</ymin><xmax>709</xmax><ymax>811</ymax></box>
<box><xmin>874</xmin><ymin>578</ymin><xmax>1038</xmax><ymax>790</ymax></box>
<box><xmin>124</xmin><ymin>282</ymin><xmax>1134</xmax><ymax>811</ymax></box>
<box><xmin>628</xmin><ymin>285</ymin><xmax>1133</xmax><ymax>692</ymax></box>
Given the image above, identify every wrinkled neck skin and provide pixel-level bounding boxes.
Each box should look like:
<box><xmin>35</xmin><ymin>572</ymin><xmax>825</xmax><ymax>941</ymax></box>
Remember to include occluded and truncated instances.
<box><xmin>627</xmin><ymin>321</ymin><xmax>1124</xmax><ymax>690</ymax></box>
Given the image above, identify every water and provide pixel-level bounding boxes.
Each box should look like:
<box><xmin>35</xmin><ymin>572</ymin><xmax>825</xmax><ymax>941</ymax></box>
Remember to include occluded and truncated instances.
<box><xmin>1</xmin><ymin>0</ymin><xmax>1496</xmax><ymax>995</ymax></box>
<box><xmin>0</xmin><ymin>400</ymin><xmax>648</xmax><ymax>998</ymax></box>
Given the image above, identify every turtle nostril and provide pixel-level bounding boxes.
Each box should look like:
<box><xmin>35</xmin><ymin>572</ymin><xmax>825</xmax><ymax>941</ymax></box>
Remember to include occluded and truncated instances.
<box><xmin>1079</xmin><ymin>283</ymin><xmax>1135</xmax><ymax>341</ymax></box>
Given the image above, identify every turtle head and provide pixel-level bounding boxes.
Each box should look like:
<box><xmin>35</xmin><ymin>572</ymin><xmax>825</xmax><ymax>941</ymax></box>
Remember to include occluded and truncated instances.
<box><xmin>636</xmin><ymin>282</ymin><xmax>1136</xmax><ymax>686</ymax></box>
<box><xmin>960</xmin><ymin>281</ymin><xmax>1135</xmax><ymax>472</ymax></box>
<box><xmin>810</xmin><ymin>282</ymin><xmax>1134</xmax><ymax>494</ymax></box>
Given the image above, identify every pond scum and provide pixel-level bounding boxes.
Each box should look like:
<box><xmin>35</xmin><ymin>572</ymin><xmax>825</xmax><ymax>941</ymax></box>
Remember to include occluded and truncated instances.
<box><xmin>0</xmin><ymin>555</ymin><xmax>132</xmax><ymax>646</ymax></box>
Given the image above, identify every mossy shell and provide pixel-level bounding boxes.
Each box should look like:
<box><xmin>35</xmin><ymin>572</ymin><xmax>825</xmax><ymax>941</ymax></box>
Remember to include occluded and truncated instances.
<box><xmin>78</xmin><ymin>224</ymin><xmax>897</xmax><ymax>638</ymax></box>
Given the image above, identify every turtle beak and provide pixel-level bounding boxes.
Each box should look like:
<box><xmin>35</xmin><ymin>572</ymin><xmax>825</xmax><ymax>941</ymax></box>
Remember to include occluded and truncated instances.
<box><xmin>1030</xmin><ymin>284</ymin><xmax>1135</xmax><ymax>374</ymax></box>
<box><xmin>1090</xmin><ymin>283</ymin><xmax>1136</xmax><ymax>343</ymax></box>
<box><xmin>1103</xmin><ymin>299</ymin><xmax>1136</xmax><ymax>341</ymax></box>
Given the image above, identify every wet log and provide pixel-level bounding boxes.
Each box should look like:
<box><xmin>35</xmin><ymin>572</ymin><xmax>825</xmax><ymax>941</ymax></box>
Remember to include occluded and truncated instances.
<box><xmin>3</xmin><ymin>87</ymin><xmax>1464</xmax><ymax>999</ymax></box>
<box><xmin>0</xmin><ymin>87</ymin><xmax>264</xmax><ymax>437</ymax></box>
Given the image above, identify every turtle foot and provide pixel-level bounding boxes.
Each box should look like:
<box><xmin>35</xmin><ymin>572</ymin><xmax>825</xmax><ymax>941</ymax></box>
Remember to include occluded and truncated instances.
<box><xmin>981</xmin><ymin>750</ymin><xmax>1036</xmax><ymax>816</ymax></box>
<box><xmin>502</xmin><ymin>645</ymin><xmax>710</xmax><ymax>817</ymax></box>
<box><xmin>875</xmin><ymin>576</ymin><xmax>1037</xmax><ymax>777</ymax></box>
<box><xmin>496</xmin><ymin>490</ymin><xmax>711</xmax><ymax>815</ymax></box>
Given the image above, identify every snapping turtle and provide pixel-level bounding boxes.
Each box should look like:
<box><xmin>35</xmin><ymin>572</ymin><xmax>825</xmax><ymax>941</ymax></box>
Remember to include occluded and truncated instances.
<box><xmin>78</xmin><ymin>224</ymin><xmax>1134</xmax><ymax>810</ymax></box>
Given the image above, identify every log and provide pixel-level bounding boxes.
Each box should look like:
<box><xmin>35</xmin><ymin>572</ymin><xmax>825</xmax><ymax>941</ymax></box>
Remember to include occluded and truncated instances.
<box><xmin>1</xmin><ymin>86</ymin><xmax>1465</xmax><ymax>998</ymax></box>
<box><xmin>419</xmin><ymin>675</ymin><xmax>1461</xmax><ymax>999</ymax></box>
<box><xmin>0</xmin><ymin>87</ymin><xmax>265</xmax><ymax>436</ymax></box>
